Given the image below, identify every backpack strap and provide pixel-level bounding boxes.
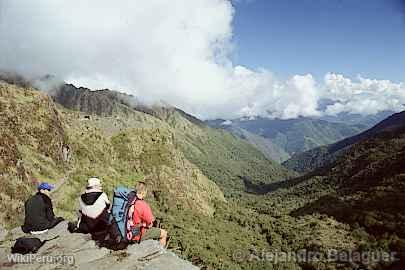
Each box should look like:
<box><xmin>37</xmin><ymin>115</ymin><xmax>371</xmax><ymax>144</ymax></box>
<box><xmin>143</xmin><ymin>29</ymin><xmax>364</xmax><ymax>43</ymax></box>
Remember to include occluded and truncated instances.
<box><xmin>41</xmin><ymin>235</ymin><xmax>60</xmax><ymax>245</ymax></box>
<box><xmin>126</xmin><ymin>197</ymin><xmax>142</xmax><ymax>241</ymax></box>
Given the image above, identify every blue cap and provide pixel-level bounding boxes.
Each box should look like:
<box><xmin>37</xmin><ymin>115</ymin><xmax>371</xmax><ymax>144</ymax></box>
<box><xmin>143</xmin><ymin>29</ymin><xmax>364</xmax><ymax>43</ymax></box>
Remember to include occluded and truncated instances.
<box><xmin>38</xmin><ymin>182</ymin><xmax>54</xmax><ymax>191</ymax></box>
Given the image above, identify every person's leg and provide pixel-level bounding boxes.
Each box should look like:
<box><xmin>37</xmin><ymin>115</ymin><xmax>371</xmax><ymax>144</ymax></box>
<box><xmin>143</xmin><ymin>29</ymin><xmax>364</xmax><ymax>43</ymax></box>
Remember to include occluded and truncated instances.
<box><xmin>91</xmin><ymin>218</ymin><xmax>110</xmax><ymax>241</ymax></box>
<box><xmin>159</xmin><ymin>229</ymin><xmax>167</xmax><ymax>247</ymax></box>
<box><xmin>76</xmin><ymin>218</ymin><xmax>90</xmax><ymax>233</ymax></box>
<box><xmin>141</xmin><ymin>227</ymin><xmax>168</xmax><ymax>247</ymax></box>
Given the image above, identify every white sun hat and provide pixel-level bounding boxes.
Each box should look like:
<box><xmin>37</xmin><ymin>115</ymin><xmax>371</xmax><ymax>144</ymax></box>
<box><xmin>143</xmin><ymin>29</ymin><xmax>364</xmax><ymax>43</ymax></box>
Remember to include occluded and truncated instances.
<box><xmin>87</xmin><ymin>177</ymin><xmax>102</xmax><ymax>188</ymax></box>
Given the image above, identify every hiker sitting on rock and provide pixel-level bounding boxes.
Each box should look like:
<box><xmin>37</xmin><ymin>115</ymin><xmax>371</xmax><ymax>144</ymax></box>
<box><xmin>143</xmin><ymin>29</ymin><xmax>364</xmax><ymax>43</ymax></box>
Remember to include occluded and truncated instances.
<box><xmin>22</xmin><ymin>182</ymin><xmax>64</xmax><ymax>234</ymax></box>
<box><xmin>69</xmin><ymin>178</ymin><xmax>110</xmax><ymax>240</ymax></box>
<box><xmin>128</xmin><ymin>181</ymin><xmax>168</xmax><ymax>247</ymax></box>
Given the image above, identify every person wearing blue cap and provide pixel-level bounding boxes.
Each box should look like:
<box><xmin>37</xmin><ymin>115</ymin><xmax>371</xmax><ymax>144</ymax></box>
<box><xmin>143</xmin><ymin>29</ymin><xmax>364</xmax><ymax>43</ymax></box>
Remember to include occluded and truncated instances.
<box><xmin>21</xmin><ymin>182</ymin><xmax>64</xmax><ymax>234</ymax></box>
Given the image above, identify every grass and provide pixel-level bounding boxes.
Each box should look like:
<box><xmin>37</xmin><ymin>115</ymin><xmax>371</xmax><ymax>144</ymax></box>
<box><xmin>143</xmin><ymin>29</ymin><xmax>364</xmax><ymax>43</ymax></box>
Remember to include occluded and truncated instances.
<box><xmin>175</xmin><ymin>124</ymin><xmax>294</xmax><ymax>194</ymax></box>
<box><xmin>1</xmin><ymin>81</ymin><xmax>403</xmax><ymax>269</ymax></box>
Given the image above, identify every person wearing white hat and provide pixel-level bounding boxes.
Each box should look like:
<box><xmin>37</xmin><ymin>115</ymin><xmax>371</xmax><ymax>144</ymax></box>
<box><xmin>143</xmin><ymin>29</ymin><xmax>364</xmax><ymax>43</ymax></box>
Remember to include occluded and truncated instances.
<box><xmin>68</xmin><ymin>177</ymin><xmax>110</xmax><ymax>239</ymax></box>
<box><xmin>86</xmin><ymin>177</ymin><xmax>102</xmax><ymax>191</ymax></box>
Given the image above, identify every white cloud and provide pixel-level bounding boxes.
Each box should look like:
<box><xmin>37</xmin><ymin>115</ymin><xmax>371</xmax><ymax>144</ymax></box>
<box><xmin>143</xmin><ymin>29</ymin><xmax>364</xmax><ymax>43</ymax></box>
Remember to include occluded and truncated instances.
<box><xmin>323</xmin><ymin>73</ymin><xmax>405</xmax><ymax>115</ymax></box>
<box><xmin>221</xmin><ymin>120</ymin><xmax>233</xmax><ymax>126</ymax></box>
<box><xmin>229</xmin><ymin>71</ymin><xmax>320</xmax><ymax>119</ymax></box>
<box><xmin>0</xmin><ymin>1</ymin><xmax>403</xmax><ymax>120</ymax></box>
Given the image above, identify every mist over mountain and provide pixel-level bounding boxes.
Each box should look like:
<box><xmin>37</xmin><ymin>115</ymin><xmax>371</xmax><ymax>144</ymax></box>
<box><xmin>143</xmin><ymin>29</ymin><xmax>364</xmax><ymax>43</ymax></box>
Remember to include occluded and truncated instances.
<box><xmin>317</xmin><ymin>99</ymin><xmax>396</xmax><ymax>125</ymax></box>
<box><xmin>319</xmin><ymin>111</ymin><xmax>395</xmax><ymax>126</ymax></box>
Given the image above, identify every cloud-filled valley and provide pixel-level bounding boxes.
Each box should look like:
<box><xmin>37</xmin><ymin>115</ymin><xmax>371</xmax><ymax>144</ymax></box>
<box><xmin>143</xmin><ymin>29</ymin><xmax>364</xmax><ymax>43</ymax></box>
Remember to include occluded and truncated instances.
<box><xmin>0</xmin><ymin>0</ymin><xmax>404</xmax><ymax>120</ymax></box>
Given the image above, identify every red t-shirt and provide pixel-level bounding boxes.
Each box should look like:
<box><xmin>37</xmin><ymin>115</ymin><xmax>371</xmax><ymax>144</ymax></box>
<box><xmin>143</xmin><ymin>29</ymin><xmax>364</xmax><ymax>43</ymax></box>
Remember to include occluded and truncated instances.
<box><xmin>129</xmin><ymin>200</ymin><xmax>154</xmax><ymax>241</ymax></box>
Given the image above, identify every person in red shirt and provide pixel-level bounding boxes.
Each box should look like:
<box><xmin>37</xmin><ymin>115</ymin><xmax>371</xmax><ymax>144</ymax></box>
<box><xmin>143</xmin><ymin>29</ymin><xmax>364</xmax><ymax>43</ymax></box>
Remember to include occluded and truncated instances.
<box><xmin>128</xmin><ymin>181</ymin><xmax>168</xmax><ymax>247</ymax></box>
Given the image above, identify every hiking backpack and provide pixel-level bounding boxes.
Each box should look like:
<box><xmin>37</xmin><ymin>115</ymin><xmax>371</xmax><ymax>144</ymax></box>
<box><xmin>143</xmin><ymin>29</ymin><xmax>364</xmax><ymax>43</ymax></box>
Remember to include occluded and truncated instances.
<box><xmin>100</xmin><ymin>186</ymin><xmax>140</xmax><ymax>250</ymax></box>
<box><xmin>11</xmin><ymin>236</ymin><xmax>59</xmax><ymax>254</ymax></box>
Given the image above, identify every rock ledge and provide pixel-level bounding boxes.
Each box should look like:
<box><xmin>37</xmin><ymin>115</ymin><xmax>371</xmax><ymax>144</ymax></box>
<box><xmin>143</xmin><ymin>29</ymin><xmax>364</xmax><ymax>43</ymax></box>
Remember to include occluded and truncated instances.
<box><xmin>0</xmin><ymin>222</ymin><xmax>198</xmax><ymax>270</ymax></box>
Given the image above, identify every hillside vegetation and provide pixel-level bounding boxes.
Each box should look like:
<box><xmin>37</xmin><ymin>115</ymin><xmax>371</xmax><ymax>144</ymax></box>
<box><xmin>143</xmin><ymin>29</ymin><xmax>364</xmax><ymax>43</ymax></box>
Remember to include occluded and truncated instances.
<box><xmin>0</xmin><ymin>82</ymin><xmax>68</xmax><ymax>225</ymax></box>
<box><xmin>207</xmin><ymin>116</ymin><xmax>368</xmax><ymax>163</ymax></box>
<box><xmin>0</xmin><ymin>81</ymin><xmax>293</xmax><ymax>269</ymax></box>
<box><xmin>283</xmin><ymin>111</ymin><xmax>405</xmax><ymax>173</ymax></box>
<box><xmin>289</xmin><ymin>126</ymin><xmax>405</xmax><ymax>269</ymax></box>
<box><xmin>1</xmin><ymin>81</ymin><xmax>403</xmax><ymax>269</ymax></box>
<box><xmin>51</xmin><ymin>84</ymin><xmax>294</xmax><ymax>194</ymax></box>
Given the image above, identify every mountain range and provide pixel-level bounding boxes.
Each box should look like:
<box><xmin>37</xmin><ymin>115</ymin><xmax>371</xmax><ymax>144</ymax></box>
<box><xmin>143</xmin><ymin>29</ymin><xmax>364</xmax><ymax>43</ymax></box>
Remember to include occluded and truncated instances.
<box><xmin>206</xmin><ymin>112</ymin><xmax>391</xmax><ymax>163</ymax></box>
<box><xmin>1</xmin><ymin>78</ymin><xmax>404</xmax><ymax>269</ymax></box>
<box><xmin>283</xmin><ymin>111</ymin><xmax>405</xmax><ymax>173</ymax></box>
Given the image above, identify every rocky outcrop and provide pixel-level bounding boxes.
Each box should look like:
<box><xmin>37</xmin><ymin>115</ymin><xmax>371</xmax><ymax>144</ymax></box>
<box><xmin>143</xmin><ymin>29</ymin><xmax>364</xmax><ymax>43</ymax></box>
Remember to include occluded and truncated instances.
<box><xmin>50</xmin><ymin>84</ymin><xmax>146</xmax><ymax>117</ymax></box>
<box><xmin>0</xmin><ymin>222</ymin><xmax>198</xmax><ymax>270</ymax></box>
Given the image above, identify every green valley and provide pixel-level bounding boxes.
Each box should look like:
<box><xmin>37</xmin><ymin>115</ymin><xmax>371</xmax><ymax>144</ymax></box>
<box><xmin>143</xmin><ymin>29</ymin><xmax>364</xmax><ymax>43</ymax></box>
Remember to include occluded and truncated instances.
<box><xmin>1</xmin><ymin>80</ymin><xmax>404</xmax><ymax>269</ymax></box>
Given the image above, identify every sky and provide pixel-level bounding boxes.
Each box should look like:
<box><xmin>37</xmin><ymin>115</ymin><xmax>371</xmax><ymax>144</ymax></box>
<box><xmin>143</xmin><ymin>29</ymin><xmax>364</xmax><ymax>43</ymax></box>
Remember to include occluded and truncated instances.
<box><xmin>232</xmin><ymin>0</ymin><xmax>405</xmax><ymax>82</ymax></box>
<box><xmin>0</xmin><ymin>0</ymin><xmax>404</xmax><ymax>120</ymax></box>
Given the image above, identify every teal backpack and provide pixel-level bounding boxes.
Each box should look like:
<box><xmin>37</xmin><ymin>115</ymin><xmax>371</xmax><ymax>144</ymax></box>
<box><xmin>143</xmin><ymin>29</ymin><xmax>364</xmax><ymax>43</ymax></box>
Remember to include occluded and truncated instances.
<box><xmin>100</xmin><ymin>186</ymin><xmax>140</xmax><ymax>250</ymax></box>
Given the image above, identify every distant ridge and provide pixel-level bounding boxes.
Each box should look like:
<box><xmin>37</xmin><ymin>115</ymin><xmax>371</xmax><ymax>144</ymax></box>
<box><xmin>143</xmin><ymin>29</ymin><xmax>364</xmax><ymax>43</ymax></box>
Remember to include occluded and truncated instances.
<box><xmin>283</xmin><ymin>111</ymin><xmax>405</xmax><ymax>173</ymax></box>
<box><xmin>207</xmin><ymin>116</ymin><xmax>371</xmax><ymax>163</ymax></box>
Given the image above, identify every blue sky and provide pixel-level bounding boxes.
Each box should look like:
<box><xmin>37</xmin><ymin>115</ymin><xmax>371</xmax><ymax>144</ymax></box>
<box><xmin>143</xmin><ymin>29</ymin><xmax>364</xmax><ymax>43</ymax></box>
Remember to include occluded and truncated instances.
<box><xmin>232</xmin><ymin>0</ymin><xmax>405</xmax><ymax>82</ymax></box>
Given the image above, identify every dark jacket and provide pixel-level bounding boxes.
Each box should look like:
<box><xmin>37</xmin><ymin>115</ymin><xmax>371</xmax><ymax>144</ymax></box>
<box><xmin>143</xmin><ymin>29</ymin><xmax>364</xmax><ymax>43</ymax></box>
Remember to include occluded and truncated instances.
<box><xmin>21</xmin><ymin>192</ymin><xmax>62</xmax><ymax>233</ymax></box>
<box><xmin>78</xmin><ymin>192</ymin><xmax>110</xmax><ymax>238</ymax></box>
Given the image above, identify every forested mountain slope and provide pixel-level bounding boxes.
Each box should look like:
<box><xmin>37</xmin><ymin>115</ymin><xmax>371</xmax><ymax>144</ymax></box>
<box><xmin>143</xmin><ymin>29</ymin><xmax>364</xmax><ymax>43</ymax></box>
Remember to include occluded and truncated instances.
<box><xmin>283</xmin><ymin>111</ymin><xmax>405</xmax><ymax>173</ymax></box>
